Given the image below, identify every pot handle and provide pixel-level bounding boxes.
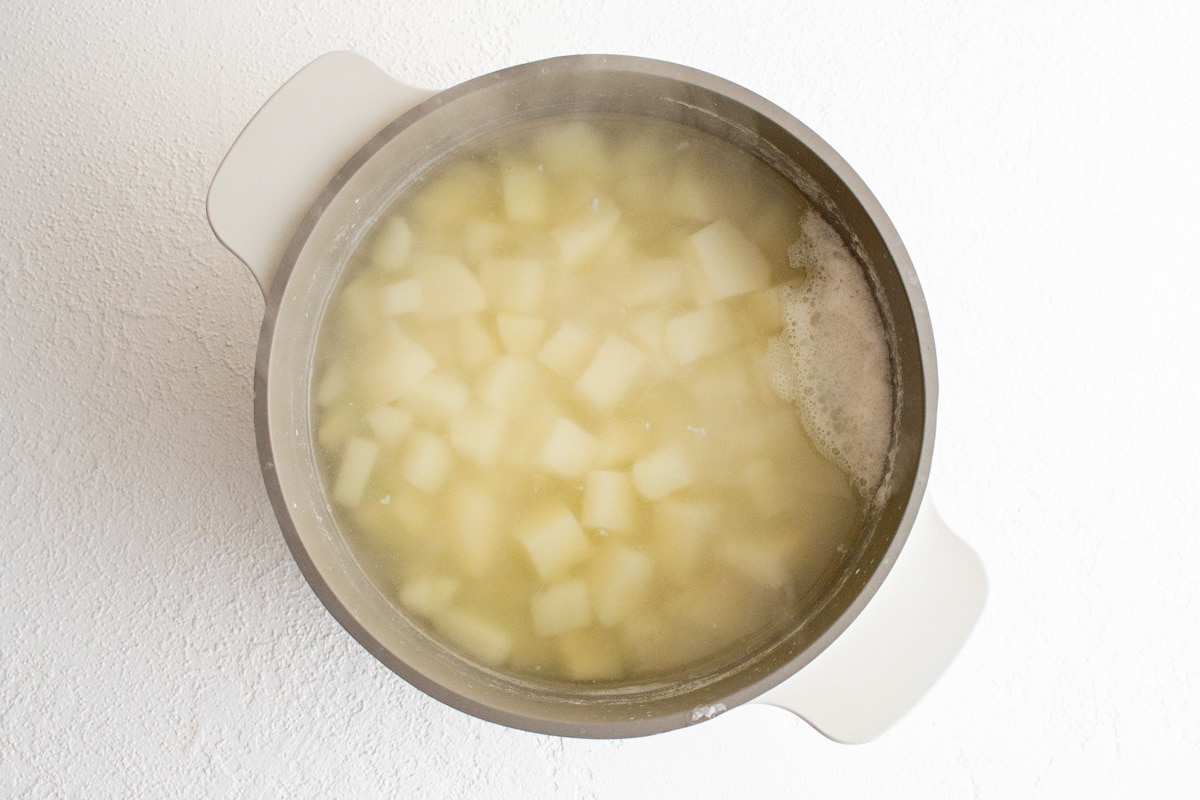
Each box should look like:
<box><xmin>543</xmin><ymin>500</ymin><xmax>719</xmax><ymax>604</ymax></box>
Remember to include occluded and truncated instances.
<box><xmin>207</xmin><ymin>51</ymin><xmax>434</xmax><ymax>298</ymax></box>
<box><xmin>756</xmin><ymin>501</ymin><xmax>986</xmax><ymax>743</ymax></box>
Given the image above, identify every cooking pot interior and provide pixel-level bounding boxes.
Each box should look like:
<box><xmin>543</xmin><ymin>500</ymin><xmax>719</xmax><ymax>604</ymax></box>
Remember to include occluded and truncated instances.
<box><xmin>256</xmin><ymin>55</ymin><xmax>933</xmax><ymax>737</ymax></box>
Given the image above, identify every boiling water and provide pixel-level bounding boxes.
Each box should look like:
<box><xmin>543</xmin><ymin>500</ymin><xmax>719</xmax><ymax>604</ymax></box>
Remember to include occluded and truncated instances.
<box><xmin>311</xmin><ymin>115</ymin><xmax>893</xmax><ymax>684</ymax></box>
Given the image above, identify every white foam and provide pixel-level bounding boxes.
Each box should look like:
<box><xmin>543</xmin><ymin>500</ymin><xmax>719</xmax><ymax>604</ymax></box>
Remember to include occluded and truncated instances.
<box><xmin>766</xmin><ymin>212</ymin><xmax>894</xmax><ymax>498</ymax></box>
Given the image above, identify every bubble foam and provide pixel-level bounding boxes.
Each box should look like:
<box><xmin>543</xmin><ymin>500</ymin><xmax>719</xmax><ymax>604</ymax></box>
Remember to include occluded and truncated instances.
<box><xmin>766</xmin><ymin>212</ymin><xmax>894</xmax><ymax>498</ymax></box>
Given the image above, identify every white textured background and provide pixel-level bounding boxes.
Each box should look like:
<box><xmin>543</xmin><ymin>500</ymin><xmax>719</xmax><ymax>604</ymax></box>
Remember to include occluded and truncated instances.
<box><xmin>2</xmin><ymin>2</ymin><xmax>1198</xmax><ymax>797</ymax></box>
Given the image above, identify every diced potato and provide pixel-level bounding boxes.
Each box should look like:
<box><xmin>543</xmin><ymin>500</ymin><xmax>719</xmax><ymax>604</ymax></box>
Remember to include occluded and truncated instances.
<box><xmin>337</xmin><ymin>275</ymin><xmax>384</xmax><ymax>337</ymax></box>
<box><xmin>478</xmin><ymin>257</ymin><xmax>546</xmax><ymax>313</ymax></box>
<box><xmin>456</xmin><ymin>315</ymin><xmax>500</xmax><ymax>372</ymax></box>
<box><xmin>595</xmin><ymin>419</ymin><xmax>645</xmax><ymax>469</ymax></box>
<box><xmin>688</xmin><ymin>218</ymin><xmax>773</xmax><ymax>300</ymax></box>
<box><xmin>463</xmin><ymin>218</ymin><xmax>508</xmax><ymax>263</ymax></box>
<box><xmin>501</xmin><ymin>396</ymin><xmax>561</xmax><ymax>468</ymax></box>
<box><xmin>315</xmin><ymin>364</ymin><xmax>347</xmax><ymax>408</ymax></box>
<box><xmin>740</xmin><ymin>456</ymin><xmax>793</xmax><ymax>518</ymax></box>
<box><xmin>554</xmin><ymin>209</ymin><xmax>621</xmax><ymax>271</ymax></box>
<box><xmin>399</xmin><ymin>575</ymin><xmax>459</xmax><ymax>619</ymax></box>
<box><xmin>518</xmin><ymin>504</ymin><xmax>591</xmax><ymax>581</ymax></box>
<box><xmin>663</xmin><ymin>304</ymin><xmax>742</xmax><ymax>366</ymax></box>
<box><xmin>364</xmin><ymin>405</ymin><xmax>414</xmax><ymax>445</ymax></box>
<box><xmin>575</xmin><ymin>335</ymin><xmax>647</xmax><ymax>411</ymax></box>
<box><xmin>618</xmin><ymin>613</ymin><xmax>697</xmax><ymax>674</ymax></box>
<box><xmin>411</xmin><ymin>161</ymin><xmax>495</xmax><ymax>231</ymax></box>
<box><xmin>448</xmin><ymin>481</ymin><xmax>502</xmax><ymax>578</ymax></box>
<box><xmin>589</xmin><ymin>544</ymin><xmax>653</xmax><ymax>627</ymax></box>
<box><xmin>476</xmin><ymin>355</ymin><xmax>542</xmax><ymax>413</ymax></box>
<box><xmin>623</xmin><ymin>310</ymin><xmax>666</xmax><ymax>361</ymax></box>
<box><xmin>447</xmin><ymin>402</ymin><xmax>508</xmax><ymax>467</ymax></box>
<box><xmin>502</xmin><ymin>162</ymin><xmax>548</xmax><ymax>222</ymax></box>
<box><xmin>370</xmin><ymin>215</ymin><xmax>414</xmax><ymax>271</ymax></box>
<box><xmin>536</xmin><ymin>322</ymin><xmax>597</xmax><ymax>379</ymax></box>
<box><xmin>402</xmin><ymin>372</ymin><xmax>470</xmax><ymax>423</ymax></box>
<box><xmin>531</xmin><ymin>579</ymin><xmax>593</xmax><ymax>637</ymax></box>
<box><xmin>495</xmin><ymin>314</ymin><xmax>547</xmax><ymax>357</ymax></box>
<box><xmin>382</xmin><ymin>277</ymin><xmax>424</xmax><ymax>316</ymax></box>
<box><xmin>353</xmin><ymin>322</ymin><xmax>437</xmax><ymax>406</ymax></box>
<box><xmin>436</xmin><ymin>608</ymin><xmax>513</xmax><ymax>667</ymax></box>
<box><xmin>652</xmin><ymin>498</ymin><xmax>716</xmax><ymax>583</ymax></box>
<box><xmin>316</xmin><ymin>404</ymin><xmax>358</xmax><ymax>452</ymax></box>
<box><xmin>400</xmin><ymin>430</ymin><xmax>453</xmax><ymax>494</ymax></box>
<box><xmin>731</xmin><ymin>285</ymin><xmax>787</xmax><ymax>337</ymax></box>
<box><xmin>557</xmin><ymin>629</ymin><xmax>623</xmax><ymax>681</ymax></box>
<box><xmin>631</xmin><ymin>442</ymin><xmax>694</xmax><ymax>500</ymax></box>
<box><xmin>412</xmin><ymin>255</ymin><xmax>488</xmax><ymax>321</ymax></box>
<box><xmin>668</xmin><ymin>164</ymin><xmax>722</xmax><ymax>223</ymax></box>
<box><xmin>581</xmin><ymin>470</ymin><xmax>636</xmax><ymax>532</ymax></box>
<box><xmin>332</xmin><ymin>436</ymin><xmax>380</xmax><ymax>507</ymax></box>
<box><xmin>385</xmin><ymin>485</ymin><xmax>436</xmax><ymax>537</ymax></box>
<box><xmin>719</xmin><ymin>536</ymin><xmax>796</xmax><ymax>590</ymax></box>
<box><xmin>615</xmin><ymin>257</ymin><xmax>685</xmax><ymax>308</ymax></box>
<box><xmin>539</xmin><ymin>417</ymin><xmax>599</xmax><ymax>479</ymax></box>
<box><xmin>531</xmin><ymin>120</ymin><xmax>607</xmax><ymax>178</ymax></box>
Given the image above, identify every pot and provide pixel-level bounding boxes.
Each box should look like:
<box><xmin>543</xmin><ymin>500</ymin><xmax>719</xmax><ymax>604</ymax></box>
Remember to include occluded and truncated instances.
<box><xmin>207</xmin><ymin>51</ymin><xmax>985</xmax><ymax>742</ymax></box>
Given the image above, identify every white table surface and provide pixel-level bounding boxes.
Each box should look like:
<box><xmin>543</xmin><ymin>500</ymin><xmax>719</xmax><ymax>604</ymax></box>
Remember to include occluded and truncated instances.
<box><xmin>2</xmin><ymin>2</ymin><xmax>1197</xmax><ymax>797</ymax></box>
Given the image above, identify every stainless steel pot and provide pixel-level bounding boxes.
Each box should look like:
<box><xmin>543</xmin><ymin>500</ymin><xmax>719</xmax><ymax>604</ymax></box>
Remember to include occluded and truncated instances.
<box><xmin>208</xmin><ymin>52</ymin><xmax>985</xmax><ymax>742</ymax></box>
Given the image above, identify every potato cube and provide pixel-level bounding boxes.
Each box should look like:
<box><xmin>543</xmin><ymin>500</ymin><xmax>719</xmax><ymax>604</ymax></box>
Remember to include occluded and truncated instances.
<box><xmin>495</xmin><ymin>314</ymin><xmax>547</xmax><ymax>357</ymax></box>
<box><xmin>581</xmin><ymin>470</ymin><xmax>636</xmax><ymax>532</ymax></box>
<box><xmin>370</xmin><ymin>215</ymin><xmax>413</xmax><ymax>271</ymax></box>
<box><xmin>436</xmin><ymin>608</ymin><xmax>513</xmax><ymax>667</ymax></box>
<box><xmin>477</xmin><ymin>355</ymin><xmax>542</xmax><ymax>413</ymax></box>
<box><xmin>663</xmin><ymin>304</ymin><xmax>742</xmax><ymax>366</ymax></box>
<box><xmin>536</xmin><ymin>322</ymin><xmax>597</xmax><ymax>379</ymax></box>
<box><xmin>332</xmin><ymin>436</ymin><xmax>380</xmax><ymax>507</ymax></box>
<box><xmin>554</xmin><ymin>209</ymin><xmax>621</xmax><ymax>271</ymax></box>
<box><xmin>337</xmin><ymin>275</ymin><xmax>384</xmax><ymax>337</ymax></box>
<box><xmin>449</xmin><ymin>481</ymin><xmax>502</xmax><ymax>578</ymax></box>
<box><xmin>652</xmin><ymin>498</ymin><xmax>716</xmax><ymax>582</ymax></box>
<box><xmin>589</xmin><ymin>544</ymin><xmax>653</xmax><ymax>627</ymax></box>
<box><xmin>531</xmin><ymin>120</ymin><xmax>607</xmax><ymax>177</ymax></box>
<box><xmin>531</xmin><ymin>580</ymin><xmax>593</xmax><ymax>637</ymax></box>
<box><xmin>364</xmin><ymin>405</ymin><xmax>413</xmax><ymax>445</ymax></box>
<box><xmin>447</xmin><ymin>402</ymin><xmax>508</xmax><ymax>467</ymax></box>
<box><xmin>411</xmin><ymin>161</ymin><xmax>494</xmax><ymax>231</ymax></box>
<box><xmin>353</xmin><ymin>322</ymin><xmax>436</xmax><ymax>406</ymax></box>
<box><xmin>382</xmin><ymin>277</ymin><xmax>423</xmax><ymax>316</ymax></box>
<box><xmin>400</xmin><ymin>430</ymin><xmax>453</xmax><ymax>494</ymax></box>
<box><xmin>668</xmin><ymin>164</ymin><xmax>723</xmax><ymax>223</ymax></box>
<box><xmin>502</xmin><ymin>162</ymin><xmax>548</xmax><ymax>222</ymax></box>
<box><xmin>315</xmin><ymin>364</ymin><xmax>347</xmax><ymax>408</ymax></box>
<box><xmin>402</xmin><ymin>372</ymin><xmax>470</xmax><ymax>423</ymax></box>
<box><xmin>623</xmin><ymin>310</ymin><xmax>666</xmax><ymax>362</ymax></box>
<box><xmin>741</xmin><ymin>457</ymin><xmax>794</xmax><ymax>518</ymax></box>
<box><xmin>316</xmin><ymin>404</ymin><xmax>357</xmax><ymax>453</ymax></box>
<box><xmin>463</xmin><ymin>218</ymin><xmax>508</xmax><ymax>263</ymax></box>
<box><xmin>688</xmin><ymin>218</ymin><xmax>773</xmax><ymax>300</ymax></box>
<box><xmin>398</xmin><ymin>575</ymin><xmax>459</xmax><ymax>619</ymax></box>
<box><xmin>719</xmin><ymin>536</ymin><xmax>795</xmax><ymax>590</ymax></box>
<box><xmin>731</xmin><ymin>285</ymin><xmax>787</xmax><ymax>337</ymax></box>
<box><xmin>595</xmin><ymin>420</ymin><xmax>645</xmax><ymax>469</ymax></box>
<box><xmin>412</xmin><ymin>255</ymin><xmax>488</xmax><ymax>321</ymax></box>
<box><xmin>575</xmin><ymin>335</ymin><xmax>647</xmax><ymax>411</ymax></box>
<box><xmin>540</xmin><ymin>417</ymin><xmax>599</xmax><ymax>479</ymax></box>
<box><xmin>616</xmin><ymin>257</ymin><xmax>685</xmax><ymax>308</ymax></box>
<box><xmin>478</xmin><ymin>257</ymin><xmax>546</xmax><ymax>313</ymax></box>
<box><xmin>456</xmin><ymin>315</ymin><xmax>500</xmax><ymax>373</ymax></box>
<box><xmin>631</xmin><ymin>442</ymin><xmax>694</xmax><ymax>500</ymax></box>
<box><xmin>518</xmin><ymin>504</ymin><xmax>591</xmax><ymax>581</ymax></box>
<box><xmin>557</xmin><ymin>629</ymin><xmax>623</xmax><ymax>681</ymax></box>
